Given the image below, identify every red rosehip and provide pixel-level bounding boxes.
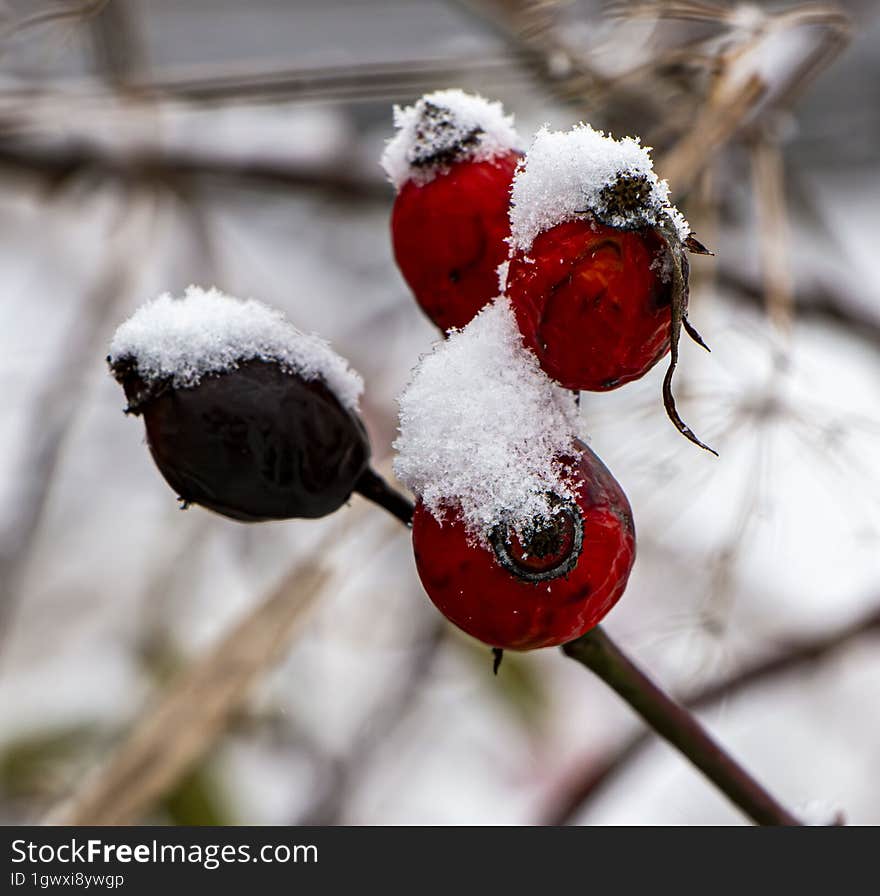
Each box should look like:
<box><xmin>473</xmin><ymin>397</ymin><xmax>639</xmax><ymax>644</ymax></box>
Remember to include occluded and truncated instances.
<box><xmin>506</xmin><ymin>124</ymin><xmax>715</xmax><ymax>452</ymax></box>
<box><xmin>383</xmin><ymin>90</ymin><xmax>521</xmax><ymax>331</ymax></box>
<box><xmin>111</xmin><ymin>358</ymin><xmax>370</xmax><ymax>522</ymax></box>
<box><xmin>392</xmin><ymin>150</ymin><xmax>519</xmax><ymax>331</ymax></box>
<box><xmin>411</xmin><ymin>440</ymin><xmax>635</xmax><ymax>650</ymax></box>
<box><xmin>506</xmin><ymin>218</ymin><xmax>678</xmax><ymax>391</ymax></box>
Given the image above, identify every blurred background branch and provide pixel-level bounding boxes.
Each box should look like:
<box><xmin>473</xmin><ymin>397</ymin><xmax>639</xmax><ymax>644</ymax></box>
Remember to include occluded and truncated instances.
<box><xmin>50</xmin><ymin>560</ymin><xmax>328</xmax><ymax>825</ymax></box>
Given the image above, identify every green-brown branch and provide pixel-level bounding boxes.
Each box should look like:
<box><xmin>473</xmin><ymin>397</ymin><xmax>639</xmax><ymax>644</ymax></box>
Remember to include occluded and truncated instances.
<box><xmin>546</xmin><ymin>605</ymin><xmax>880</xmax><ymax>824</ymax></box>
<box><xmin>562</xmin><ymin>626</ymin><xmax>801</xmax><ymax>825</ymax></box>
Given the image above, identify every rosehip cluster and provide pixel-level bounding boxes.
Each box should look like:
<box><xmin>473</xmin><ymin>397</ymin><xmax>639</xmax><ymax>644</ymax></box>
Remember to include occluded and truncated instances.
<box><xmin>386</xmin><ymin>101</ymin><xmax>713</xmax><ymax>451</ymax></box>
<box><xmin>386</xmin><ymin>93</ymin><xmax>718</xmax><ymax>656</ymax></box>
<box><xmin>106</xmin><ymin>93</ymin><xmax>717</xmax><ymax>665</ymax></box>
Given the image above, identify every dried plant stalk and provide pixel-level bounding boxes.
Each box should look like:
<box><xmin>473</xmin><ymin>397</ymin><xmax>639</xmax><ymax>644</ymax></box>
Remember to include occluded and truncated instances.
<box><xmin>751</xmin><ymin>135</ymin><xmax>794</xmax><ymax>333</ymax></box>
<box><xmin>49</xmin><ymin>563</ymin><xmax>329</xmax><ymax>826</ymax></box>
<box><xmin>659</xmin><ymin>75</ymin><xmax>765</xmax><ymax>196</ymax></box>
<box><xmin>1</xmin><ymin>0</ymin><xmax>110</xmax><ymax>37</ymax></box>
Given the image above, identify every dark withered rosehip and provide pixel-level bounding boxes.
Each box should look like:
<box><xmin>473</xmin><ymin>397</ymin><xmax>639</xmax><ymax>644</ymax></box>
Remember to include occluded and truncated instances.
<box><xmin>111</xmin><ymin>357</ymin><xmax>370</xmax><ymax>521</ymax></box>
<box><xmin>411</xmin><ymin>440</ymin><xmax>635</xmax><ymax>651</ymax></box>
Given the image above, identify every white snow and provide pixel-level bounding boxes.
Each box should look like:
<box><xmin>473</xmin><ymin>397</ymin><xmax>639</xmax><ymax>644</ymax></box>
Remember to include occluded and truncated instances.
<box><xmin>394</xmin><ymin>297</ymin><xmax>580</xmax><ymax>542</ymax></box>
<box><xmin>381</xmin><ymin>88</ymin><xmax>520</xmax><ymax>189</ymax></box>
<box><xmin>108</xmin><ymin>285</ymin><xmax>363</xmax><ymax>410</ymax></box>
<box><xmin>720</xmin><ymin>15</ymin><xmax>823</xmax><ymax>111</ymax></box>
<box><xmin>508</xmin><ymin>124</ymin><xmax>690</xmax><ymax>253</ymax></box>
<box><xmin>728</xmin><ymin>3</ymin><xmax>767</xmax><ymax>34</ymax></box>
<box><xmin>496</xmin><ymin>259</ymin><xmax>510</xmax><ymax>293</ymax></box>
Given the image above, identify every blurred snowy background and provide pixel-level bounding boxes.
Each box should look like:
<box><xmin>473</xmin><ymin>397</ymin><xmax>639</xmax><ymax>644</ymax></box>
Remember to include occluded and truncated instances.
<box><xmin>0</xmin><ymin>0</ymin><xmax>878</xmax><ymax>825</ymax></box>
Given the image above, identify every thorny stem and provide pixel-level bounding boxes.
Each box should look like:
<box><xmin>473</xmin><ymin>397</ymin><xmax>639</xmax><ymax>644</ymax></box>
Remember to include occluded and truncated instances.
<box><xmin>357</xmin><ymin>468</ymin><xmax>803</xmax><ymax>826</ymax></box>
<box><xmin>563</xmin><ymin>626</ymin><xmax>802</xmax><ymax>826</ymax></box>
<box><xmin>355</xmin><ymin>467</ymin><xmax>415</xmax><ymax>526</ymax></box>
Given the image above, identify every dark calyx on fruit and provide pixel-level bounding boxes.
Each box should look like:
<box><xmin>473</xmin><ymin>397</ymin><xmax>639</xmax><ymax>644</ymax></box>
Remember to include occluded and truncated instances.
<box><xmin>596</xmin><ymin>172</ymin><xmax>655</xmax><ymax>226</ymax></box>
<box><xmin>411</xmin><ymin>439</ymin><xmax>636</xmax><ymax>651</ymax></box>
<box><xmin>407</xmin><ymin>101</ymin><xmax>484</xmax><ymax>169</ymax></box>
<box><xmin>490</xmin><ymin>497</ymin><xmax>583</xmax><ymax>582</ymax></box>
<box><xmin>109</xmin><ymin>357</ymin><xmax>370</xmax><ymax>521</ymax></box>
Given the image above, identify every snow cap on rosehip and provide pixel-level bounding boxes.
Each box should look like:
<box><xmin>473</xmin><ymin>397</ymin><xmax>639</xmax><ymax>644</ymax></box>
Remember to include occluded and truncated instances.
<box><xmin>383</xmin><ymin>89</ymin><xmax>522</xmax><ymax>332</ymax></box>
<box><xmin>395</xmin><ymin>298</ymin><xmax>635</xmax><ymax>650</ymax></box>
<box><xmin>381</xmin><ymin>88</ymin><xmax>520</xmax><ymax>189</ymax></box>
<box><xmin>108</xmin><ymin>286</ymin><xmax>369</xmax><ymax>521</ymax></box>
<box><xmin>395</xmin><ymin>297</ymin><xmax>580</xmax><ymax>541</ymax></box>
<box><xmin>508</xmin><ymin>123</ymin><xmax>690</xmax><ymax>253</ymax></box>
<box><xmin>506</xmin><ymin>124</ymin><xmax>715</xmax><ymax>452</ymax></box>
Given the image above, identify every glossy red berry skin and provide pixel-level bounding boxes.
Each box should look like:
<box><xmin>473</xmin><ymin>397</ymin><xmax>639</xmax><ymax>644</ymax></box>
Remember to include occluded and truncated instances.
<box><xmin>411</xmin><ymin>441</ymin><xmax>635</xmax><ymax>650</ymax></box>
<box><xmin>391</xmin><ymin>151</ymin><xmax>519</xmax><ymax>332</ymax></box>
<box><xmin>506</xmin><ymin>219</ymin><xmax>680</xmax><ymax>391</ymax></box>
